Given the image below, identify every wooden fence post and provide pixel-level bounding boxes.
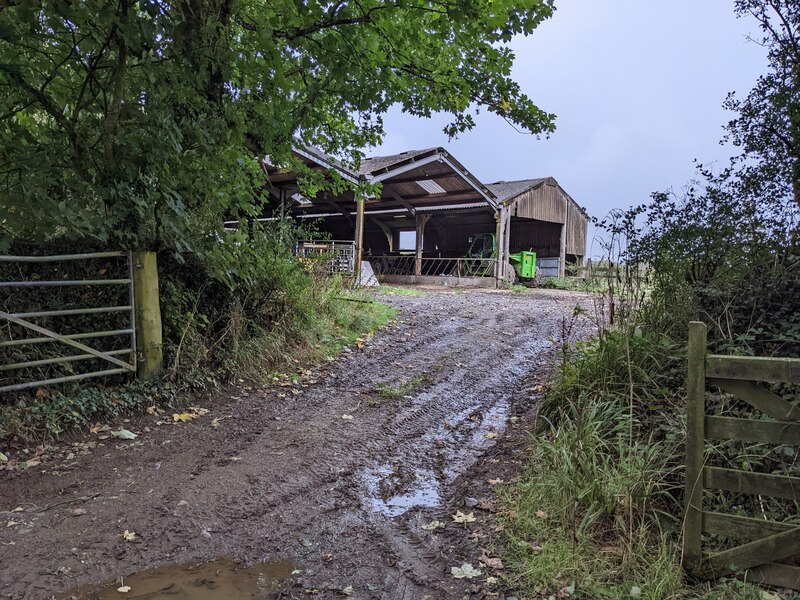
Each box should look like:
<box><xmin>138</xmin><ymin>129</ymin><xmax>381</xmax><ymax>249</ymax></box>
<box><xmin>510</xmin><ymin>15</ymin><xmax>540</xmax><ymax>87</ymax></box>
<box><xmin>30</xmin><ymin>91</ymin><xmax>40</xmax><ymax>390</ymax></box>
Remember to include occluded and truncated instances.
<box><xmin>684</xmin><ymin>320</ymin><xmax>708</xmax><ymax>571</ymax></box>
<box><xmin>132</xmin><ymin>251</ymin><xmax>163</xmax><ymax>378</ymax></box>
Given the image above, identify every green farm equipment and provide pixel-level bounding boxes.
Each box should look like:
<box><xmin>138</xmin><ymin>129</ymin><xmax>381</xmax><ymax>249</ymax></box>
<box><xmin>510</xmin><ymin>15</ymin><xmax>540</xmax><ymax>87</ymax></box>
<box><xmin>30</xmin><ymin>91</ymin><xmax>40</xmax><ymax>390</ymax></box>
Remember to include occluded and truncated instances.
<box><xmin>460</xmin><ymin>233</ymin><xmax>538</xmax><ymax>284</ymax></box>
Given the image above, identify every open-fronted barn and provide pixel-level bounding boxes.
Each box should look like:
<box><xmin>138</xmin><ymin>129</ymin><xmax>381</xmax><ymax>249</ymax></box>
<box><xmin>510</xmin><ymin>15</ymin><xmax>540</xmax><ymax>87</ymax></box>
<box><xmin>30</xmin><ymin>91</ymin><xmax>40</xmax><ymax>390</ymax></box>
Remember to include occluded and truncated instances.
<box><xmin>250</xmin><ymin>146</ymin><xmax>589</xmax><ymax>286</ymax></box>
<box><xmin>488</xmin><ymin>178</ymin><xmax>588</xmax><ymax>277</ymax></box>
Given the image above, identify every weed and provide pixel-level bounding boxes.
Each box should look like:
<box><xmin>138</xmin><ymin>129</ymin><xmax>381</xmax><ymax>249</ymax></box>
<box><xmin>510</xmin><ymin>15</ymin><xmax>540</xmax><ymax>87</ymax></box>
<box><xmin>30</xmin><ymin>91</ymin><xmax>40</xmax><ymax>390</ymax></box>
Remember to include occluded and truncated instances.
<box><xmin>375</xmin><ymin>372</ymin><xmax>432</xmax><ymax>399</ymax></box>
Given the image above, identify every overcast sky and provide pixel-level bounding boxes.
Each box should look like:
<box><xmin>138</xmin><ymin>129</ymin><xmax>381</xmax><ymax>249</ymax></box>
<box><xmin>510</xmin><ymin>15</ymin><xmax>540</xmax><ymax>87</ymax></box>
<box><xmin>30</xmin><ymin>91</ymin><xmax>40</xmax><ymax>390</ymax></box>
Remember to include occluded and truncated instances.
<box><xmin>369</xmin><ymin>0</ymin><xmax>768</xmax><ymax>256</ymax></box>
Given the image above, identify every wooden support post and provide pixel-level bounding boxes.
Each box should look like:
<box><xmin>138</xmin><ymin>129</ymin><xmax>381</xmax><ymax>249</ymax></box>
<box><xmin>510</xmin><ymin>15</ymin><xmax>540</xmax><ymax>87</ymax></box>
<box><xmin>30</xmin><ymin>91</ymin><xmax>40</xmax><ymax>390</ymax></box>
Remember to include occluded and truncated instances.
<box><xmin>495</xmin><ymin>209</ymin><xmax>502</xmax><ymax>283</ymax></box>
<box><xmin>503</xmin><ymin>207</ymin><xmax>511</xmax><ymax>276</ymax></box>
<box><xmin>414</xmin><ymin>213</ymin><xmax>431</xmax><ymax>276</ymax></box>
<box><xmin>559</xmin><ymin>192</ymin><xmax>568</xmax><ymax>277</ymax></box>
<box><xmin>354</xmin><ymin>194</ymin><xmax>366</xmax><ymax>284</ymax></box>
<box><xmin>132</xmin><ymin>251</ymin><xmax>163</xmax><ymax>378</ymax></box>
<box><xmin>684</xmin><ymin>321</ymin><xmax>708</xmax><ymax>571</ymax></box>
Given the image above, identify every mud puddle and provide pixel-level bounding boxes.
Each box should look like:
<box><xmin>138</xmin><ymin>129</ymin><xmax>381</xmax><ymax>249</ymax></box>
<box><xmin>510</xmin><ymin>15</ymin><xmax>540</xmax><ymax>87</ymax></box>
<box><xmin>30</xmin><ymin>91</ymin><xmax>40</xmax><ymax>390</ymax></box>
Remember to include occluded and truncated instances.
<box><xmin>62</xmin><ymin>558</ymin><xmax>296</xmax><ymax>600</ymax></box>
<box><xmin>363</xmin><ymin>464</ymin><xmax>441</xmax><ymax>516</ymax></box>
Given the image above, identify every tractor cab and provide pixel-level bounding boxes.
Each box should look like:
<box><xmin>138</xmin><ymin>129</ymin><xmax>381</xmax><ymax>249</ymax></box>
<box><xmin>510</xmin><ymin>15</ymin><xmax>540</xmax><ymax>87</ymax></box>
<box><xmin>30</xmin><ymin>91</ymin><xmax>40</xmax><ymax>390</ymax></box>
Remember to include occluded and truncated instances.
<box><xmin>465</xmin><ymin>233</ymin><xmax>497</xmax><ymax>259</ymax></box>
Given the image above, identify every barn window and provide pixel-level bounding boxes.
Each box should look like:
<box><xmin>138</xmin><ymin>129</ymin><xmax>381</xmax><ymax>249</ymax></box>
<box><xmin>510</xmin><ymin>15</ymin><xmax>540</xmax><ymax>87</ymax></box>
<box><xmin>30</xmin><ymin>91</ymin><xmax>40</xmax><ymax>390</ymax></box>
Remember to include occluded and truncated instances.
<box><xmin>398</xmin><ymin>230</ymin><xmax>416</xmax><ymax>250</ymax></box>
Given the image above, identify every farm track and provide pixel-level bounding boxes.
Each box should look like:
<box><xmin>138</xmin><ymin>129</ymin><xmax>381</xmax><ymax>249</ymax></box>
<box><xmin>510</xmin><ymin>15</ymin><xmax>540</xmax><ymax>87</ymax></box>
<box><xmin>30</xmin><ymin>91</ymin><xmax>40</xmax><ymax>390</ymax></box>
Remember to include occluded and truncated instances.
<box><xmin>0</xmin><ymin>288</ymin><xmax>593</xmax><ymax>600</ymax></box>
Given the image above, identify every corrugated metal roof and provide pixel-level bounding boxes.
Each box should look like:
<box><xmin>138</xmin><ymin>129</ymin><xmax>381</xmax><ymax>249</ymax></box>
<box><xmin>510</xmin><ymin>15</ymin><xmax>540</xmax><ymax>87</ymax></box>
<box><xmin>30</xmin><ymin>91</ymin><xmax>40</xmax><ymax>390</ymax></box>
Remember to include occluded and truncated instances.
<box><xmin>416</xmin><ymin>202</ymin><xmax>488</xmax><ymax>212</ymax></box>
<box><xmin>486</xmin><ymin>178</ymin><xmax>549</xmax><ymax>202</ymax></box>
<box><xmin>358</xmin><ymin>148</ymin><xmax>438</xmax><ymax>175</ymax></box>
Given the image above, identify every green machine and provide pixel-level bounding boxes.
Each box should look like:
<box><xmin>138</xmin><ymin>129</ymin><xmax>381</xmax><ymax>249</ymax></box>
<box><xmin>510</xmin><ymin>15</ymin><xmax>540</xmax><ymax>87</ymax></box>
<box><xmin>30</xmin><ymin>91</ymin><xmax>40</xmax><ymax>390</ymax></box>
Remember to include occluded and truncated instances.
<box><xmin>462</xmin><ymin>233</ymin><xmax>537</xmax><ymax>283</ymax></box>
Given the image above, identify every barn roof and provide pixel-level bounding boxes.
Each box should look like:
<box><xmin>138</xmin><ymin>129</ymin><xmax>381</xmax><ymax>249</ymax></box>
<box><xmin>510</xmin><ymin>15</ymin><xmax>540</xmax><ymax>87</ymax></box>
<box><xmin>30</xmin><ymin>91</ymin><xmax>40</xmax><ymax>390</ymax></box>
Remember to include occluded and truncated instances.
<box><xmin>488</xmin><ymin>177</ymin><xmax>589</xmax><ymax>220</ymax></box>
<box><xmin>358</xmin><ymin>148</ymin><xmax>439</xmax><ymax>175</ymax></box>
<box><xmin>486</xmin><ymin>178</ymin><xmax>549</xmax><ymax>203</ymax></box>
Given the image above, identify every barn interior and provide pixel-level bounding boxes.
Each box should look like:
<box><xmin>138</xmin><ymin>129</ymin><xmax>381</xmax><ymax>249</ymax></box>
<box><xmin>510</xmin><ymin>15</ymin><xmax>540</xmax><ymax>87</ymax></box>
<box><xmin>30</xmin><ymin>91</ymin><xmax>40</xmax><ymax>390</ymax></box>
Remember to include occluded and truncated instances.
<box><xmin>256</xmin><ymin>146</ymin><xmax>588</xmax><ymax>285</ymax></box>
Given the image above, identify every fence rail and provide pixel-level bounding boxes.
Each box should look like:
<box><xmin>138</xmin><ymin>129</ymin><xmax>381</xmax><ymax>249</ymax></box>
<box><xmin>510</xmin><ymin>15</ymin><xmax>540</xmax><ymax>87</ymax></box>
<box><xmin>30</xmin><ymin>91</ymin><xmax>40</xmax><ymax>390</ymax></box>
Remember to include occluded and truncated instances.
<box><xmin>684</xmin><ymin>321</ymin><xmax>800</xmax><ymax>589</ymax></box>
<box><xmin>296</xmin><ymin>240</ymin><xmax>355</xmax><ymax>273</ymax></box>
<box><xmin>370</xmin><ymin>255</ymin><xmax>496</xmax><ymax>278</ymax></box>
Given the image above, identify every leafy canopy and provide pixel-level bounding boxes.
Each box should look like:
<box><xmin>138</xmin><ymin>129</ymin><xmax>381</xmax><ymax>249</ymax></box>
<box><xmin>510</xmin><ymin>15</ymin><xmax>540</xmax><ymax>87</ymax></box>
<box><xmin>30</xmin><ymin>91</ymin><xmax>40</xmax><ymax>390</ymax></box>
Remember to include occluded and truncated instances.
<box><xmin>0</xmin><ymin>0</ymin><xmax>556</xmax><ymax>261</ymax></box>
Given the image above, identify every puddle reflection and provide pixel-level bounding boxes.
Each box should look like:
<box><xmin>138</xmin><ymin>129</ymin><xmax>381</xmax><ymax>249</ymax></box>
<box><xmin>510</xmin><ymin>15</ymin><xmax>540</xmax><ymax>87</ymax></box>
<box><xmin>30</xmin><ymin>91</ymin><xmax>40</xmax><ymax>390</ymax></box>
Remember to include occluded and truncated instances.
<box><xmin>63</xmin><ymin>557</ymin><xmax>295</xmax><ymax>600</ymax></box>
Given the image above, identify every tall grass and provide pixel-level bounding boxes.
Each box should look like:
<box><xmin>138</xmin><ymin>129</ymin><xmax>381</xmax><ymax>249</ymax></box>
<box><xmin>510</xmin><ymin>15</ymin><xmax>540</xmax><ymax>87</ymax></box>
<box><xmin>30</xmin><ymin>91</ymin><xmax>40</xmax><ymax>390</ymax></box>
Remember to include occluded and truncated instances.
<box><xmin>499</xmin><ymin>212</ymin><xmax>781</xmax><ymax>598</ymax></box>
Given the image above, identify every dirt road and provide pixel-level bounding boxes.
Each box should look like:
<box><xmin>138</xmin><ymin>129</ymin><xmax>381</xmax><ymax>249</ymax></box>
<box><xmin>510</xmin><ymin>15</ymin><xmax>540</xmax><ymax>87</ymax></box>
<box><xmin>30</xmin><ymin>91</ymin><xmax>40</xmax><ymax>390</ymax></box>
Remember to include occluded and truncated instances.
<box><xmin>0</xmin><ymin>289</ymin><xmax>591</xmax><ymax>600</ymax></box>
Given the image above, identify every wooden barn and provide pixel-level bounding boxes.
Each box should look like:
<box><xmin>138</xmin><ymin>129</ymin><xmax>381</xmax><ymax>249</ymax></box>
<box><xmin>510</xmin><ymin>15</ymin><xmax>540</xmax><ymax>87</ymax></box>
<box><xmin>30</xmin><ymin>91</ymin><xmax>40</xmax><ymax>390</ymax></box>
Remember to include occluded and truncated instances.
<box><xmin>487</xmin><ymin>178</ymin><xmax>588</xmax><ymax>277</ymax></box>
<box><xmin>255</xmin><ymin>146</ymin><xmax>589</xmax><ymax>286</ymax></box>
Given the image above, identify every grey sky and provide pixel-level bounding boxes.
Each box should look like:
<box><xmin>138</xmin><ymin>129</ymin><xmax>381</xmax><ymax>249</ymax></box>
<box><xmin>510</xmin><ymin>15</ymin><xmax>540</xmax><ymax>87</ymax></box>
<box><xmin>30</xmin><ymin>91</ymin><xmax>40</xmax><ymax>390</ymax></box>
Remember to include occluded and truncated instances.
<box><xmin>370</xmin><ymin>1</ymin><xmax>768</xmax><ymax>256</ymax></box>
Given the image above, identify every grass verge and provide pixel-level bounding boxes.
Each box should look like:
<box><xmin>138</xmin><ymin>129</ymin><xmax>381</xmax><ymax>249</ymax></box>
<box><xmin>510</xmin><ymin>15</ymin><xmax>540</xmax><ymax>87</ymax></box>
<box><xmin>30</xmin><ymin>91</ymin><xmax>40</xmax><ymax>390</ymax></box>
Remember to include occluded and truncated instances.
<box><xmin>370</xmin><ymin>284</ymin><xmax>428</xmax><ymax>297</ymax></box>
<box><xmin>497</xmin><ymin>327</ymin><xmax>780</xmax><ymax>599</ymax></box>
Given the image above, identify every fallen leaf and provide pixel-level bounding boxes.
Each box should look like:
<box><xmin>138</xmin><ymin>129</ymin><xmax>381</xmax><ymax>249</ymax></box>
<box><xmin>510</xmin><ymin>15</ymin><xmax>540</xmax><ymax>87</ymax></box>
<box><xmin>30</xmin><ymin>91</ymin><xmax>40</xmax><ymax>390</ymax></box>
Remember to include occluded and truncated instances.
<box><xmin>111</xmin><ymin>429</ymin><xmax>137</xmax><ymax>440</ymax></box>
<box><xmin>210</xmin><ymin>418</ymin><xmax>221</xmax><ymax>428</ymax></box>
<box><xmin>341</xmin><ymin>585</ymin><xmax>353</xmax><ymax>595</ymax></box>
<box><xmin>451</xmin><ymin>563</ymin><xmax>482</xmax><ymax>579</ymax></box>
<box><xmin>117</xmin><ymin>585</ymin><xmax>131</xmax><ymax>593</ymax></box>
<box><xmin>173</xmin><ymin>413</ymin><xmax>197</xmax><ymax>423</ymax></box>
<box><xmin>479</xmin><ymin>552</ymin><xmax>504</xmax><ymax>570</ymax></box>
<box><xmin>341</xmin><ymin>414</ymin><xmax>354</xmax><ymax>421</ymax></box>
<box><xmin>122</xmin><ymin>530</ymin><xmax>136</xmax><ymax>542</ymax></box>
<box><xmin>0</xmin><ymin>452</ymin><xmax>8</xmax><ymax>462</ymax></box>
<box><xmin>535</xmin><ymin>510</ymin><xmax>548</xmax><ymax>519</ymax></box>
<box><xmin>35</xmin><ymin>388</ymin><xmax>50</xmax><ymax>399</ymax></box>
<box><xmin>11</xmin><ymin>506</ymin><xmax>23</xmax><ymax>513</ymax></box>
<box><xmin>484</xmin><ymin>432</ymin><xmax>498</xmax><ymax>439</ymax></box>
<box><xmin>485</xmin><ymin>576</ymin><xmax>499</xmax><ymax>585</ymax></box>
<box><xmin>451</xmin><ymin>510</ymin><xmax>476</xmax><ymax>524</ymax></box>
<box><xmin>421</xmin><ymin>520</ymin><xmax>446</xmax><ymax>531</ymax></box>
<box><xmin>487</xmin><ymin>478</ymin><xmax>504</xmax><ymax>486</ymax></box>
<box><xmin>6</xmin><ymin>519</ymin><xmax>22</xmax><ymax>527</ymax></box>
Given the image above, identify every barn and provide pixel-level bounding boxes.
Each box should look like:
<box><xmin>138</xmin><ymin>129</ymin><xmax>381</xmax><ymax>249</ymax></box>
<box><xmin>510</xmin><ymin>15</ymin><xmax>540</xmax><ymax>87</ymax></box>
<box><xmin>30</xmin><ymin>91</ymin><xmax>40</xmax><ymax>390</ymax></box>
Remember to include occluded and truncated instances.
<box><xmin>256</xmin><ymin>146</ymin><xmax>589</xmax><ymax>286</ymax></box>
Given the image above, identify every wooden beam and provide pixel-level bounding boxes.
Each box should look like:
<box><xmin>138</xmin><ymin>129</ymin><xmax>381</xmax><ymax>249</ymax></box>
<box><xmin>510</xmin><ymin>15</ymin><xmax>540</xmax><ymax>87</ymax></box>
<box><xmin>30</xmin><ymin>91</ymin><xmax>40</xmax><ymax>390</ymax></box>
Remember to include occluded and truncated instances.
<box><xmin>383</xmin><ymin>188</ymin><xmax>416</xmax><ymax>215</ymax></box>
<box><xmin>703</xmin><ymin>525</ymin><xmax>800</xmax><ymax>576</ymax></box>
<box><xmin>705</xmin><ymin>415</ymin><xmax>800</xmax><ymax>445</ymax></box>
<box><xmin>708</xmin><ymin>377</ymin><xmax>800</xmax><ymax>420</ymax></box>
<box><xmin>414</xmin><ymin>213</ymin><xmax>432</xmax><ymax>276</ymax></box>
<box><xmin>684</xmin><ymin>321</ymin><xmax>707</xmax><ymax>571</ymax></box>
<box><xmin>368</xmin><ymin>217</ymin><xmax>393</xmax><ymax>252</ymax></box>
<box><xmin>558</xmin><ymin>194</ymin><xmax>569</xmax><ymax>277</ymax></box>
<box><xmin>354</xmin><ymin>195</ymin><xmax>365</xmax><ymax>283</ymax></box>
<box><xmin>704</xmin><ymin>466</ymin><xmax>800</xmax><ymax>500</ymax></box>
<box><xmin>703</xmin><ymin>510</ymin><xmax>799</xmax><ymax>541</ymax></box>
<box><xmin>378</xmin><ymin>172</ymin><xmax>461</xmax><ymax>186</ymax></box>
<box><xmin>133</xmin><ymin>252</ymin><xmax>163</xmax><ymax>378</ymax></box>
<box><xmin>706</xmin><ymin>355</ymin><xmax>800</xmax><ymax>384</ymax></box>
<box><xmin>325</xmin><ymin>195</ymin><xmax>354</xmax><ymax>225</ymax></box>
<box><xmin>746</xmin><ymin>562</ymin><xmax>800</xmax><ymax>589</ymax></box>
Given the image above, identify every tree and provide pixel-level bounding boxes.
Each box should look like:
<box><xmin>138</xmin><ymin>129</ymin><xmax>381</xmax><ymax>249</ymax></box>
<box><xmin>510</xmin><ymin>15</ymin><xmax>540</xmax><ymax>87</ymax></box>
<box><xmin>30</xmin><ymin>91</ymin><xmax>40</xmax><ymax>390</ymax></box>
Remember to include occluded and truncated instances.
<box><xmin>725</xmin><ymin>0</ymin><xmax>800</xmax><ymax>209</ymax></box>
<box><xmin>0</xmin><ymin>0</ymin><xmax>557</xmax><ymax>259</ymax></box>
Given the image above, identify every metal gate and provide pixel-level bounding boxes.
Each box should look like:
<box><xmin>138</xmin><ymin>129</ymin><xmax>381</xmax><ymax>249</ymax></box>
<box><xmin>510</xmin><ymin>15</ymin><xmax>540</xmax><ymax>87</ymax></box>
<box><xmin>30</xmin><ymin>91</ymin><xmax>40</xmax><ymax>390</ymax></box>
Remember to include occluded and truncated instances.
<box><xmin>0</xmin><ymin>251</ymin><xmax>137</xmax><ymax>393</ymax></box>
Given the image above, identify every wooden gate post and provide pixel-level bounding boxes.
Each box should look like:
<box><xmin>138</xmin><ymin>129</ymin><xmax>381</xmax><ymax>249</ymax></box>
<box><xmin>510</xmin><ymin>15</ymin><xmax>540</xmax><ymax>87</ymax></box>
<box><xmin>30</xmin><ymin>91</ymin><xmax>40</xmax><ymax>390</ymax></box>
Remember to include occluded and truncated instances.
<box><xmin>684</xmin><ymin>321</ymin><xmax>708</xmax><ymax>571</ymax></box>
<box><xmin>133</xmin><ymin>251</ymin><xmax>163</xmax><ymax>378</ymax></box>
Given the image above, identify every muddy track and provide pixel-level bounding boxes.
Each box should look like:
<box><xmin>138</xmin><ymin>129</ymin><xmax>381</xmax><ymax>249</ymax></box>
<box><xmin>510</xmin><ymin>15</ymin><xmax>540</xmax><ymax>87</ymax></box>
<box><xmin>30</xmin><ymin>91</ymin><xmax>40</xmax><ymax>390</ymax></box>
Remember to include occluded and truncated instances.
<box><xmin>0</xmin><ymin>289</ymin><xmax>592</xmax><ymax>600</ymax></box>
